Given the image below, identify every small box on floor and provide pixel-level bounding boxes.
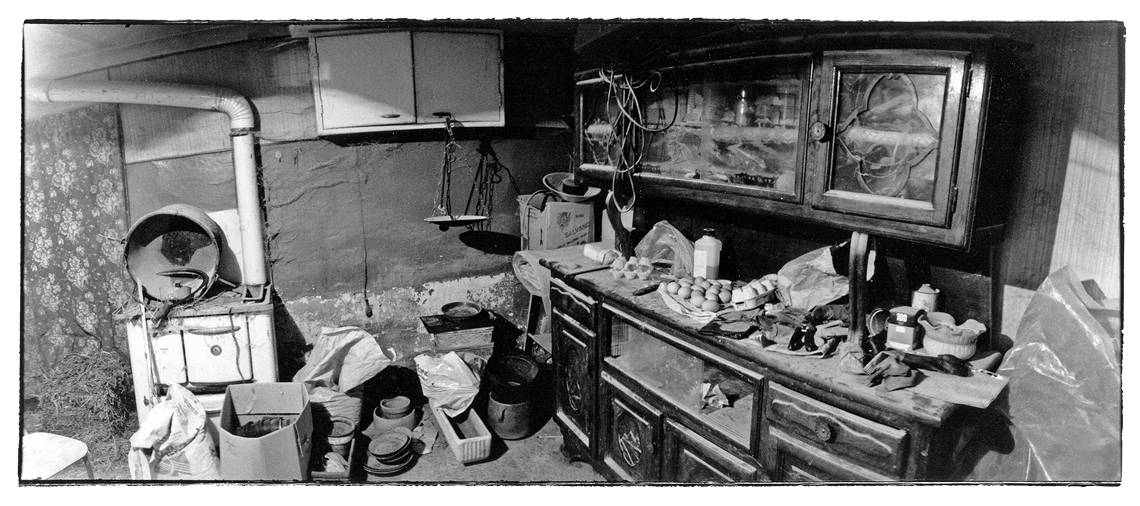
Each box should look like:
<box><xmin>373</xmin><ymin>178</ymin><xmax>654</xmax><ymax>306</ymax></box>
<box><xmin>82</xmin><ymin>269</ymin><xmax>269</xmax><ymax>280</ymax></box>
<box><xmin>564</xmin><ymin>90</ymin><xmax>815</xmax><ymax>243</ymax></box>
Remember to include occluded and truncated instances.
<box><xmin>219</xmin><ymin>382</ymin><xmax>313</xmax><ymax>481</ymax></box>
<box><xmin>420</xmin><ymin>312</ymin><xmax>497</xmax><ymax>351</ymax></box>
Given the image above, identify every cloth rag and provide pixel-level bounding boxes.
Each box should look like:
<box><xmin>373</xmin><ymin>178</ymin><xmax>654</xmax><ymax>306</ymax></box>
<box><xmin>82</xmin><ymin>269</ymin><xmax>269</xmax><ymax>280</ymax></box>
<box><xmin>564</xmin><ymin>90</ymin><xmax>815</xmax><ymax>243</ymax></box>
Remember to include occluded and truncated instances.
<box><xmin>862</xmin><ymin>350</ymin><xmax>924</xmax><ymax>392</ymax></box>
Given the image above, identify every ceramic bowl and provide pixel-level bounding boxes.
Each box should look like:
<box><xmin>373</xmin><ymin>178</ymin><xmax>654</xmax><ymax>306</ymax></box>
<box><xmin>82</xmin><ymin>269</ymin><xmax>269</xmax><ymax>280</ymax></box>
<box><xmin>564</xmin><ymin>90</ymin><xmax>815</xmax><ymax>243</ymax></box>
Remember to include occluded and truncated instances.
<box><xmin>379</xmin><ymin>396</ymin><xmax>412</xmax><ymax>419</ymax></box>
<box><xmin>372</xmin><ymin>406</ymin><xmax>421</xmax><ymax>432</ymax></box>
<box><xmin>919</xmin><ymin>317</ymin><xmax>986</xmax><ymax>360</ymax></box>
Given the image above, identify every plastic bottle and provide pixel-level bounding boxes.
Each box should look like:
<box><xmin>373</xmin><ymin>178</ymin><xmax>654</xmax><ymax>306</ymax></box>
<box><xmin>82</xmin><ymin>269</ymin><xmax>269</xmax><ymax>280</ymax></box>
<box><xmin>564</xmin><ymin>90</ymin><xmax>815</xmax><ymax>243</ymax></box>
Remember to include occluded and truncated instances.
<box><xmin>693</xmin><ymin>228</ymin><xmax>722</xmax><ymax>280</ymax></box>
<box><xmin>734</xmin><ymin>89</ymin><xmax>751</xmax><ymax>127</ymax></box>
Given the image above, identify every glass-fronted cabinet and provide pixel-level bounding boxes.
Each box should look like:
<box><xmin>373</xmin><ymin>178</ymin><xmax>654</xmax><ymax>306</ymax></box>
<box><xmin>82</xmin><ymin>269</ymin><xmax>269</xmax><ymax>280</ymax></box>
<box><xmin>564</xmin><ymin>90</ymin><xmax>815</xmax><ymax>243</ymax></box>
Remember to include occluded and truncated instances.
<box><xmin>578</xmin><ymin>57</ymin><xmax>812</xmax><ymax>203</ymax></box>
<box><xmin>811</xmin><ymin>50</ymin><xmax>971</xmax><ymax>227</ymax></box>
<box><xmin>575</xmin><ymin>41</ymin><xmax>1007</xmax><ymax>249</ymax></box>
<box><xmin>603</xmin><ymin>304</ymin><xmax>763</xmax><ymax>453</ymax></box>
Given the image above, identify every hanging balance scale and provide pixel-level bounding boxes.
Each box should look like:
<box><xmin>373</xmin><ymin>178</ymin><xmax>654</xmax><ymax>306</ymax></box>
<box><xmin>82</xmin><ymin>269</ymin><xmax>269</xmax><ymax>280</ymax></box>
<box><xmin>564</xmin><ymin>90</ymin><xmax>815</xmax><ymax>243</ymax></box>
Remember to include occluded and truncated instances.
<box><xmin>424</xmin><ymin>112</ymin><xmax>489</xmax><ymax>231</ymax></box>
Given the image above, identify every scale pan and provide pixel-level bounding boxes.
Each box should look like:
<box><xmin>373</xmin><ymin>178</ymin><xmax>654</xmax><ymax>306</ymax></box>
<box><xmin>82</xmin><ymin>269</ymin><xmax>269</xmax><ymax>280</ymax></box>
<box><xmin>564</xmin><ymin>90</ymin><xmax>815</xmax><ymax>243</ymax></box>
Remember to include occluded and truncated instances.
<box><xmin>424</xmin><ymin>215</ymin><xmax>488</xmax><ymax>231</ymax></box>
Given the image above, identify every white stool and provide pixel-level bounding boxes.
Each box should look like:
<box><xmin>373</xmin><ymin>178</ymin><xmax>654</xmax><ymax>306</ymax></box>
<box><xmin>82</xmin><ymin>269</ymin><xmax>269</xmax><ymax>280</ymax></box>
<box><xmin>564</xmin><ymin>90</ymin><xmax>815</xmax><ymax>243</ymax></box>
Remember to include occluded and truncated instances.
<box><xmin>20</xmin><ymin>432</ymin><xmax>95</xmax><ymax>480</ymax></box>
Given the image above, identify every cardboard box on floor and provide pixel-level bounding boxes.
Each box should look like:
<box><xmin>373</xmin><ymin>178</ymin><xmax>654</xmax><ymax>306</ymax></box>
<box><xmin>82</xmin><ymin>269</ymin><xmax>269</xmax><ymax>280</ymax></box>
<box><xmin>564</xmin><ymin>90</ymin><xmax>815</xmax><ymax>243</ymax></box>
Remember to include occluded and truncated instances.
<box><xmin>219</xmin><ymin>382</ymin><xmax>313</xmax><ymax>481</ymax></box>
<box><xmin>518</xmin><ymin>196</ymin><xmax>595</xmax><ymax>251</ymax></box>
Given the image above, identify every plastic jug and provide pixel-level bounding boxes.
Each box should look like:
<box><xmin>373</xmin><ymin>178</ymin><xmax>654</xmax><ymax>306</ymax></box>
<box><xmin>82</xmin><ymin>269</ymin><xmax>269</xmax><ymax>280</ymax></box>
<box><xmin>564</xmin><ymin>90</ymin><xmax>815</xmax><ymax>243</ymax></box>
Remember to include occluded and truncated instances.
<box><xmin>693</xmin><ymin>229</ymin><xmax>722</xmax><ymax>279</ymax></box>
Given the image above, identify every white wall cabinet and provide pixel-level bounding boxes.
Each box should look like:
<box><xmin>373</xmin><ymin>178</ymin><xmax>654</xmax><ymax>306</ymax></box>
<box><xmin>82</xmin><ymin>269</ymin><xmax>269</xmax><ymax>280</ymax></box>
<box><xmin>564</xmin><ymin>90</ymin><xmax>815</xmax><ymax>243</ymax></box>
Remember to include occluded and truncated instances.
<box><xmin>309</xmin><ymin>29</ymin><xmax>504</xmax><ymax>135</ymax></box>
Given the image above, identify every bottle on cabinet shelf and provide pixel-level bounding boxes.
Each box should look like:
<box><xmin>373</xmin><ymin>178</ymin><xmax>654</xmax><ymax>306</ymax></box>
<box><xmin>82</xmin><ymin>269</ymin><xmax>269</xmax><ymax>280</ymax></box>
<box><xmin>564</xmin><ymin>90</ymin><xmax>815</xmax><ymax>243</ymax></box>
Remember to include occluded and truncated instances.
<box><xmin>693</xmin><ymin>228</ymin><xmax>722</xmax><ymax>280</ymax></box>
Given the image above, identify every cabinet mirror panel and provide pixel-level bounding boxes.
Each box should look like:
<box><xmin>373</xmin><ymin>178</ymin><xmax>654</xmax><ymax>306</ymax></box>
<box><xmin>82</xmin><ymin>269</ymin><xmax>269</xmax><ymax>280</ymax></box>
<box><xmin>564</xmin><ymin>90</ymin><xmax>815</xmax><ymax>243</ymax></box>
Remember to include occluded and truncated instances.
<box><xmin>609</xmin><ymin>318</ymin><xmax>755</xmax><ymax>447</ymax></box>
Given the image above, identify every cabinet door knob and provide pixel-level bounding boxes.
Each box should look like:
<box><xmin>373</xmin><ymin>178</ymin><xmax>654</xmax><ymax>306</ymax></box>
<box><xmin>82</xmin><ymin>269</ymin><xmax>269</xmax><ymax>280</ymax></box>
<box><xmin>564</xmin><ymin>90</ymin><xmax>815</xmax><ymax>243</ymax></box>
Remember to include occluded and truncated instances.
<box><xmin>381</xmin><ymin>113</ymin><xmax>401</xmax><ymax>119</ymax></box>
<box><xmin>813</xmin><ymin>419</ymin><xmax>836</xmax><ymax>443</ymax></box>
<box><xmin>809</xmin><ymin>121</ymin><xmax>831</xmax><ymax>142</ymax></box>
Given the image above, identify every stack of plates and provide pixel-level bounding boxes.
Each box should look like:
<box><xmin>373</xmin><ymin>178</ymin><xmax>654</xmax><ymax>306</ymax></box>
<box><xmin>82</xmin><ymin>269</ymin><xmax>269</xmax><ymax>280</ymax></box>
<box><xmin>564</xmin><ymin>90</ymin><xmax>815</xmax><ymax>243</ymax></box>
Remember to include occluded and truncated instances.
<box><xmin>364</xmin><ymin>429</ymin><xmax>417</xmax><ymax>477</ymax></box>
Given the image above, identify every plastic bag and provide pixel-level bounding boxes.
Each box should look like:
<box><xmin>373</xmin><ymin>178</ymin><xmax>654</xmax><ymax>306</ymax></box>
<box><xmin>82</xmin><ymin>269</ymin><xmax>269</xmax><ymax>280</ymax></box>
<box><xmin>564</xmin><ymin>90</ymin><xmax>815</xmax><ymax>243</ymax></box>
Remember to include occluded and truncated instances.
<box><xmin>293</xmin><ymin>326</ymin><xmax>397</xmax><ymax>426</ymax></box>
<box><xmin>776</xmin><ymin>243</ymin><xmax>875</xmax><ymax>309</ymax></box>
<box><xmin>634</xmin><ymin>220</ymin><xmax>695</xmax><ymax>278</ymax></box>
<box><xmin>127</xmin><ymin>384</ymin><xmax>220</xmax><ymax>480</ymax></box>
<box><xmin>414</xmin><ymin>351</ymin><xmax>481</xmax><ymax>417</ymax></box>
<box><xmin>967</xmin><ymin>267</ymin><xmax>1121</xmax><ymax>481</ymax></box>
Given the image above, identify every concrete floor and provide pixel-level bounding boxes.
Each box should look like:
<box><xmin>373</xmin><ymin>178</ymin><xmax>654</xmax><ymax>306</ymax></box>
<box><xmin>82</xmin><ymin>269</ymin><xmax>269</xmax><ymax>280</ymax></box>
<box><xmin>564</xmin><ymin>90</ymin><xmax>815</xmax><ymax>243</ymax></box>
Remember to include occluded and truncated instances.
<box><xmin>361</xmin><ymin>415</ymin><xmax>604</xmax><ymax>484</ymax></box>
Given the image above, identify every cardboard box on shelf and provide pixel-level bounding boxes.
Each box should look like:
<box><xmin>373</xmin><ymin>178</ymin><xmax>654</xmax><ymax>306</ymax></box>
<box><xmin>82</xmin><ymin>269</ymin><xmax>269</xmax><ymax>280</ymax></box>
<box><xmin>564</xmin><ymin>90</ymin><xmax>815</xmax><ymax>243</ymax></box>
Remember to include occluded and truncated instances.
<box><xmin>518</xmin><ymin>196</ymin><xmax>595</xmax><ymax>251</ymax></box>
<box><xmin>219</xmin><ymin>382</ymin><xmax>313</xmax><ymax>481</ymax></box>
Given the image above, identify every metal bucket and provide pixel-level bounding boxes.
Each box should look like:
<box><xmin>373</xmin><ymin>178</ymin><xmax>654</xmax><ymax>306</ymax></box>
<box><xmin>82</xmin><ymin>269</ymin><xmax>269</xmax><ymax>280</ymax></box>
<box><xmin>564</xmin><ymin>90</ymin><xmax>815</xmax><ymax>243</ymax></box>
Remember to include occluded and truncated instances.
<box><xmin>124</xmin><ymin>204</ymin><xmax>226</xmax><ymax>302</ymax></box>
<box><xmin>486</xmin><ymin>395</ymin><xmax>533</xmax><ymax>440</ymax></box>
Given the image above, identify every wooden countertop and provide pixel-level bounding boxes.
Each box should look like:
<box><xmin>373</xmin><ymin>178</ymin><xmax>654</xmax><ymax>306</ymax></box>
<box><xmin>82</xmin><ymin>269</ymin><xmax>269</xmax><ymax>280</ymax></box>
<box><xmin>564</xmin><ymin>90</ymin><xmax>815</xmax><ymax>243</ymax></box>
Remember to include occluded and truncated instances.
<box><xmin>553</xmin><ymin>256</ymin><xmax>960</xmax><ymax>427</ymax></box>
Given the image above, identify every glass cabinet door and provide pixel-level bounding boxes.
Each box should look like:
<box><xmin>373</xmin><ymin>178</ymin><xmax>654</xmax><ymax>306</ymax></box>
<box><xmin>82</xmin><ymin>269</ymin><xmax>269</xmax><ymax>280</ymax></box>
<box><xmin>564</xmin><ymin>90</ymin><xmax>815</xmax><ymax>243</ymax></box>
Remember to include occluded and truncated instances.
<box><xmin>578</xmin><ymin>57</ymin><xmax>812</xmax><ymax>202</ymax></box>
<box><xmin>607</xmin><ymin>308</ymin><xmax>760</xmax><ymax>450</ymax></box>
<box><xmin>811</xmin><ymin>50</ymin><xmax>970</xmax><ymax>226</ymax></box>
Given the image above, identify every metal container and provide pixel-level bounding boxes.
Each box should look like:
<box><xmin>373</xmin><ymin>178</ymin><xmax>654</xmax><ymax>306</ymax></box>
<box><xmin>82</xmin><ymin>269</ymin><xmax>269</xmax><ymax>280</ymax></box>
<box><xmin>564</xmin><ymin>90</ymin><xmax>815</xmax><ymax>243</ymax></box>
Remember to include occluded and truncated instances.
<box><xmin>911</xmin><ymin>284</ymin><xmax>941</xmax><ymax>313</ymax></box>
<box><xmin>886</xmin><ymin>306</ymin><xmax>926</xmax><ymax>351</ymax></box>
<box><xmin>123</xmin><ymin>203</ymin><xmax>228</xmax><ymax>302</ymax></box>
<box><xmin>486</xmin><ymin>395</ymin><xmax>533</xmax><ymax>440</ymax></box>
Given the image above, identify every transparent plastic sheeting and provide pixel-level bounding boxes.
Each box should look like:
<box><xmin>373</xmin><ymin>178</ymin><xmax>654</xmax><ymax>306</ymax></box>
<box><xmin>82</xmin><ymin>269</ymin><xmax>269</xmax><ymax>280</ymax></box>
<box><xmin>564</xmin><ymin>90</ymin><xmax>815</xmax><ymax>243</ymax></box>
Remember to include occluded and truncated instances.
<box><xmin>969</xmin><ymin>267</ymin><xmax>1121</xmax><ymax>481</ymax></box>
<box><xmin>634</xmin><ymin>221</ymin><xmax>695</xmax><ymax>278</ymax></box>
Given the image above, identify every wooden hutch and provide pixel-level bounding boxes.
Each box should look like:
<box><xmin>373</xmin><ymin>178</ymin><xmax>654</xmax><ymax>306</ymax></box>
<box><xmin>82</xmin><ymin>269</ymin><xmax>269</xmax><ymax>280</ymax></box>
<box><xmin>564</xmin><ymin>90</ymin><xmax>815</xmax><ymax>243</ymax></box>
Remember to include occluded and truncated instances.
<box><xmin>546</xmin><ymin>25</ymin><xmax>1020</xmax><ymax>482</ymax></box>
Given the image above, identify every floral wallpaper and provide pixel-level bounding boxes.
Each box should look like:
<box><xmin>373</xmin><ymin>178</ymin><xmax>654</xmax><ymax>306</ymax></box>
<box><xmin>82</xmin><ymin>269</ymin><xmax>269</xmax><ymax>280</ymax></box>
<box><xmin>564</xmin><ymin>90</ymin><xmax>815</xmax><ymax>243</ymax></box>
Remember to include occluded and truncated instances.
<box><xmin>23</xmin><ymin>104</ymin><xmax>133</xmax><ymax>389</ymax></box>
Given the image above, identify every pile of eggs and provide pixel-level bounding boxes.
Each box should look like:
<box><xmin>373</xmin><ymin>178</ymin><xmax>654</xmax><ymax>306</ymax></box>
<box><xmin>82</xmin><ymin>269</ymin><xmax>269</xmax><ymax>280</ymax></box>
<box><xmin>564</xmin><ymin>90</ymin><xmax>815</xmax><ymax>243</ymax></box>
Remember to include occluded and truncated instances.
<box><xmin>665</xmin><ymin>276</ymin><xmax>778</xmax><ymax>312</ymax></box>
<box><xmin>610</xmin><ymin>256</ymin><xmax>653</xmax><ymax>280</ymax></box>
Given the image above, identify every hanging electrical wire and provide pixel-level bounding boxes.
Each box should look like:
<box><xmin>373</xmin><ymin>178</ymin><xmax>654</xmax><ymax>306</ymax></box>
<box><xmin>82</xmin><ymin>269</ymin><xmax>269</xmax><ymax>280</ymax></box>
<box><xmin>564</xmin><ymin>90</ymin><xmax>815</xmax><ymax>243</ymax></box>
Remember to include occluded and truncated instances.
<box><xmin>597</xmin><ymin>68</ymin><xmax>679</xmax><ymax>213</ymax></box>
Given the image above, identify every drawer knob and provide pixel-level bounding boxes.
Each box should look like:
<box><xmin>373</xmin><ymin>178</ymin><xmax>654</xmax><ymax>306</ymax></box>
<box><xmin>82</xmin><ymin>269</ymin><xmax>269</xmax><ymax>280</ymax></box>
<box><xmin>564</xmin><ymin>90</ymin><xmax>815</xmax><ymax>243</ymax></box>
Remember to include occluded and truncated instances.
<box><xmin>813</xmin><ymin>419</ymin><xmax>836</xmax><ymax>443</ymax></box>
<box><xmin>809</xmin><ymin>121</ymin><xmax>831</xmax><ymax>142</ymax></box>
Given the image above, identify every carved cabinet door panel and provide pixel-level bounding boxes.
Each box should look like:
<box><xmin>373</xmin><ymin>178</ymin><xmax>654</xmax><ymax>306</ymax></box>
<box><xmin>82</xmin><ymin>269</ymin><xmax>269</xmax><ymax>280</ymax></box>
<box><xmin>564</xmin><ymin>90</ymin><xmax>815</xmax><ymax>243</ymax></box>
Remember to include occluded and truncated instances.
<box><xmin>663</xmin><ymin>419</ymin><xmax>764</xmax><ymax>483</ymax></box>
<box><xmin>553</xmin><ymin>317</ymin><xmax>594</xmax><ymax>453</ymax></box>
<box><xmin>601</xmin><ymin>372</ymin><xmax>662</xmax><ymax>482</ymax></box>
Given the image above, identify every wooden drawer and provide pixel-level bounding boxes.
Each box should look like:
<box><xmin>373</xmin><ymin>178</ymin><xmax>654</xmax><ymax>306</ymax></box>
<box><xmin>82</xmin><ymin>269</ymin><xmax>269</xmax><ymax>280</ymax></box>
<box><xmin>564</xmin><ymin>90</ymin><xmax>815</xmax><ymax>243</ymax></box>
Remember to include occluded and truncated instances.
<box><xmin>601</xmin><ymin>371</ymin><xmax>662</xmax><ymax>482</ymax></box>
<box><xmin>550</xmin><ymin>278</ymin><xmax>596</xmax><ymax>329</ymax></box>
<box><xmin>553</xmin><ymin>318</ymin><xmax>595</xmax><ymax>452</ymax></box>
<box><xmin>664</xmin><ymin>419</ymin><xmax>765</xmax><ymax>483</ymax></box>
<box><xmin>766</xmin><ymin>384</ymin><xmax>908</xmax><ymax>477</ymax></box>
<box><xmin>553</xmin><ymin>309</ymin><xmax>594</xmax><ymax>344</ymax></box>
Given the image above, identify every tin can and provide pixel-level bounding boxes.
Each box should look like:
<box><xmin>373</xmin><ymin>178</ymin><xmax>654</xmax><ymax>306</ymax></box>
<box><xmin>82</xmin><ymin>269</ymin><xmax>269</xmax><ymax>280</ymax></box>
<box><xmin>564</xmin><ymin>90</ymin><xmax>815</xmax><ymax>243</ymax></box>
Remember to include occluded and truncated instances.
<box><xmin>911</xmin><ymin>283</ymin><xmax>940</xmax><ymax>313</ymax></box>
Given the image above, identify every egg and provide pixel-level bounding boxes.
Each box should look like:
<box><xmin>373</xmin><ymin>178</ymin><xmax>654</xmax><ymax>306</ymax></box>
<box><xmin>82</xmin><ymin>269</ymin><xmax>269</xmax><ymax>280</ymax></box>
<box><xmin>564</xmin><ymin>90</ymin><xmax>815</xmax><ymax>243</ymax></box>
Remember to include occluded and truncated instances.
<box><xmin>690</xmin><ymin>295</ymin><xmax>706</xmax><ymax>307</ymax></box>
<box><xmin>700</xmin><ymin>299</ymin><xmax>720</xmax><ymax>312</ymax></box>
<box><xmin>677</xmin><ymin>286</ymin><xmax>692</xmax><ymax>298</ymax></box>
<box><xmin>697</xmin><ymin>280</ymin><xmax>712</xmax><ymax>290</ymax></box>
<box><xmin>666</xmin><ymin>282</ymin><xmax>680</xmax><ymax>294</ymax></box>
<box><xmin>693</xmin><ymin>276</ymin><xmax>706</xmax><ymax>285</ymax></box>
<box><xmin>718</xmin><ymin>291</ymin><xmax>732</xmax><ymax>304</ymax></box>
<box><xmin>680</xmin><ymin>276</ymin><xmax>694</xmax><ymax>285</ymax></box>
<box><xmin>704</xmin><ymin>288</ymin><xmax>719</xmax><ymax>300</ymax></box>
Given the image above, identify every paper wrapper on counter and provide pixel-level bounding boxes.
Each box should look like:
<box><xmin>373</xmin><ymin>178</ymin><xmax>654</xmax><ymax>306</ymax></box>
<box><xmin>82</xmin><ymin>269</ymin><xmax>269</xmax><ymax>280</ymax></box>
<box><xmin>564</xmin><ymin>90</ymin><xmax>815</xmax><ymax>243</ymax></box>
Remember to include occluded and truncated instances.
<box><xmin>776</xmin><ymin>244</ymin><xmax>876</xmax><ymax>309</ymax></box>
